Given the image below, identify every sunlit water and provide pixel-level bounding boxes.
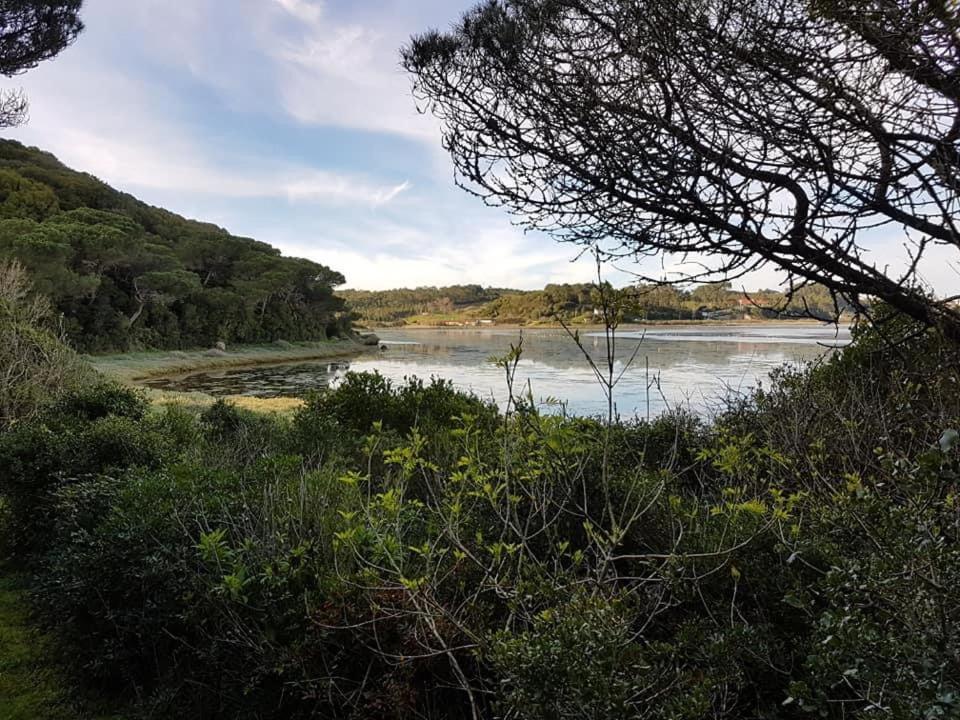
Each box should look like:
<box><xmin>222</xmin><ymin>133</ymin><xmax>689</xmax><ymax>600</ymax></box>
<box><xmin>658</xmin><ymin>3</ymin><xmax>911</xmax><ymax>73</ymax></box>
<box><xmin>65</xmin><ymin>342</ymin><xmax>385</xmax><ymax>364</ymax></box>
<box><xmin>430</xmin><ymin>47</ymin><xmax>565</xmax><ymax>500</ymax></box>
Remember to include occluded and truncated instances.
<box><xmin>144</xmin><ymin>324</ymin><xmax>849</xmax><ymax>418</ymax></box>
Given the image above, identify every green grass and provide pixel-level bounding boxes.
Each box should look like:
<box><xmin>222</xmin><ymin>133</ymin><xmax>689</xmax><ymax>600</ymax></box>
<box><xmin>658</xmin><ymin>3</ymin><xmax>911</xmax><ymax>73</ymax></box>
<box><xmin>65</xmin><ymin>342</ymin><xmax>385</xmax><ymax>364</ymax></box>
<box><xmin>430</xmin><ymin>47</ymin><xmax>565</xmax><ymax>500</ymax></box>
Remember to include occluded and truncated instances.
<box><xmin>0</xmin><ymin>566</ymin><xmax>127</xmax><ymax>720</ymax></box>
<box><xmin>87</xmin><ymin>338</ymin><xmax>370</xmax><ymax>383</ymax></box>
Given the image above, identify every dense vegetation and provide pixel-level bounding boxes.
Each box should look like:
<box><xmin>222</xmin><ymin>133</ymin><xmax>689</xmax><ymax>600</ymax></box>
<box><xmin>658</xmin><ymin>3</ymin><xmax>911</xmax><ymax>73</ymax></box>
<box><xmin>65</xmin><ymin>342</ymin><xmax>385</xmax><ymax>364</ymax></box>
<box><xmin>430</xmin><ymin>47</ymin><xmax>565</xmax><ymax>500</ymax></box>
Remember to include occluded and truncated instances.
<box><xmin>0</xmin><ymin>140</ymin><xmax>348</xmax><ymax>352</ymax></box>
<box><xmin>2</xmin><ymin>274</ymin><xmax>958</xmax><ymax>717</ymax></box>
<box><xmin>341</xmin><ymin>281</ymin><xmax>843</xmax><ymax>325</ymax></box>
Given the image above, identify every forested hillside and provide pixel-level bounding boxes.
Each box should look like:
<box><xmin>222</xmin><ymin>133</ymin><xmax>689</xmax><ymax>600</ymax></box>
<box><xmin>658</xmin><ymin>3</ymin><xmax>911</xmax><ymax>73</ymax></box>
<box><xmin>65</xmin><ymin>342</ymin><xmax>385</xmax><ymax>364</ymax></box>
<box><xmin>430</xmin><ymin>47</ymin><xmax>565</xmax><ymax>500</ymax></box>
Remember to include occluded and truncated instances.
<box><xmin>341</xmin><ymin>281</ymin><xmax>844</xmax><ymax>326</ymax></box>
<box><xmin>0</xmin><ymin>140</ymin><xmax>348</xmax><ymax>352</ymax></box>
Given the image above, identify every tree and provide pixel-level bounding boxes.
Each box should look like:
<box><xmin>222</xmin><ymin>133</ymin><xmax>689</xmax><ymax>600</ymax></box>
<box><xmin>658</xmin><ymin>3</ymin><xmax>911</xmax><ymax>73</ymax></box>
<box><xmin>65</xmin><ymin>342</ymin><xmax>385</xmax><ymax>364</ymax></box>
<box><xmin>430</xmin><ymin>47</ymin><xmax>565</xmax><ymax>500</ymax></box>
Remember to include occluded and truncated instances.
<box><xmin>0</xmin><ymin>0</ymin><xmax>84</xmax><ymax>126</ymax></box>
<box><xmin>125</xmin><ymin>270</ymin><xmax>198</xmax><ymax>325</ymax></box>
<box><xmin>403</xmin><ymin>0</ymin><xmax>960</xmax><ymax>339</ymax></box>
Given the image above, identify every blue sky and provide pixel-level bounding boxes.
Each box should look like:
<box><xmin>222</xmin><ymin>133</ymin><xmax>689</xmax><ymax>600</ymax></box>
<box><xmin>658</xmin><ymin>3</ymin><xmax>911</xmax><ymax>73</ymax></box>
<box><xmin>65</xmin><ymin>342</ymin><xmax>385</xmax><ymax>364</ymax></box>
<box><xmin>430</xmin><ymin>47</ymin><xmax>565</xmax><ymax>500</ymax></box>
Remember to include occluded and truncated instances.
<box><xmin>4</xmin><ymin>0</ymin><xmax>957</xmax><ymax>293</ymax></box>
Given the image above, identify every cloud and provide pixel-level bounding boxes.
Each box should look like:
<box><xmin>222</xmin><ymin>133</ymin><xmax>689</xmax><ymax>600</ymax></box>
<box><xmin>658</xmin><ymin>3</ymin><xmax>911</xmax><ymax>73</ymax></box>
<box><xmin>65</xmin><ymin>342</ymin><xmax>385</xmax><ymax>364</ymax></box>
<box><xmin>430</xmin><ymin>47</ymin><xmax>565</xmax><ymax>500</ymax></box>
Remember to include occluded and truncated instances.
<box><xmin>264</xmin><ymin>0</ymin><xmax>442</xmax><ymax>142</ymax></box>
<box><xmin>274</xmin><ymin>0</ymin><xmax>324</xmax><ymax>25</ymax></box>
<box><xmin>283</xmin><ymin>174</ymin><xmax>411</xmax><ymax>207</ymax></box>
<box><xmin>270</xmin><ymin>215</ymin><xmax>604</xmax><ymax>290</ymax></box>
<box><xmin>7</xmin><ymin>41</ymin><xmax>409</xmax><ymax>209</ymax></box>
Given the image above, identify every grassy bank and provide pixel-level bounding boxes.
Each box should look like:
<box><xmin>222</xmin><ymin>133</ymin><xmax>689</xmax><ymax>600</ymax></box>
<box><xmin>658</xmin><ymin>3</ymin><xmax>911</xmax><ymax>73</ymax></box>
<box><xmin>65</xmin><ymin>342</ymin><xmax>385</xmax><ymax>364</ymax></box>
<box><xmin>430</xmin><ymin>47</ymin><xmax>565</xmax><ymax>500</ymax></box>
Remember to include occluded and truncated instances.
<box><xmin>87</xmin><ymin>338</ymin><xmax>372</xmax><ymax>383</ymax></box>
<box><xmin>0</xmin><ymin>567</ymin><xmax>72</xmax><ymax>720</ymax></box>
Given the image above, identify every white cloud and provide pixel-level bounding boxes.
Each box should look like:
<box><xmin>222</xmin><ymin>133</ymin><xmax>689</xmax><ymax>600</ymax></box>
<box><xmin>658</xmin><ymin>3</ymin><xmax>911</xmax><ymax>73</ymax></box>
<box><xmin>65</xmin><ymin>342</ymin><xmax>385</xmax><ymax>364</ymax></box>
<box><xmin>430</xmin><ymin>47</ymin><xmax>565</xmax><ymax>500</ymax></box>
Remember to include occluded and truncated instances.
<box><xmin>271</xmin><ymin>217</ymin><xmax>602</xmax><ymax>290</ymax></box>
<box><xmin>7</xmin><ymin>48</ymin><xmax>409</xmax><ymax>209</ymax></box>
<box><xmin>283</xmin><ymin>174</ymin><xmax>411</xmax><ymax>207</ymax></box>
<box><xmin>274</xmin><ymin>0</ymin><xmax>325</xmax><ymax>25</ymax></box>
<box><xmin>264</xmin><ymin>0</ymin><xmax>442</xmax><ymax>142</ymax></box>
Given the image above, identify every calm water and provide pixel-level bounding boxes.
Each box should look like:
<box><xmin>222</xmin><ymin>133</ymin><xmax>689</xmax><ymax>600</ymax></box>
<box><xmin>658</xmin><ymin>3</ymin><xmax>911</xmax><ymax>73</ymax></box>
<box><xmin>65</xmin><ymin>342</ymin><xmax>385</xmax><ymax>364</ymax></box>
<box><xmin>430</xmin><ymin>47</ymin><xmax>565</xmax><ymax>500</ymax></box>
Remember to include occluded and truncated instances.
<box><xmin>145</xmin><ymin>324</ymin><xmax>849</xmax><ymax>418</ymax></box>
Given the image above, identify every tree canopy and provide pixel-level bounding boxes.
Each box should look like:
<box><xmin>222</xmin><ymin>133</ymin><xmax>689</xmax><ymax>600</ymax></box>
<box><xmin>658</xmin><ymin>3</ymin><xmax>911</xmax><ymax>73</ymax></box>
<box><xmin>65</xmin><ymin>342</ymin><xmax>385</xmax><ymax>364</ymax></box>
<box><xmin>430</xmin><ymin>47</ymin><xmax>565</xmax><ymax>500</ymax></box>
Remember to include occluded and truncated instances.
<box><xmin>0</xmin><ymin>0</ymin><xmax>84</xmax><ymax>126</ymax></box>
<box><xmin>0</xmin><ymin>140</ymin><xmax>348</xmax><ymax>352</ymax></box>
<box><xmin>403</xmin><ymin>0</ymin><xmax>960</xmax><ymax>339</ymax></box>
<box><xmin>340</xmin><ymin>280</ymin><xmax>845</xmax><ymax>325</ymax></box>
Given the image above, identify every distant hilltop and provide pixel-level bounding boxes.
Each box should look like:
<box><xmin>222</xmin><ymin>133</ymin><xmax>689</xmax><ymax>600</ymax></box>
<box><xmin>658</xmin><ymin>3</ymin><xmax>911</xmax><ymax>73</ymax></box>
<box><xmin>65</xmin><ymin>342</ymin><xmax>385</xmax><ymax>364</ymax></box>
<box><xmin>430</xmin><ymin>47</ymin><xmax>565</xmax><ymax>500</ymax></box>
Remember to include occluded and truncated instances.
<box><xmin>338</xmin><ymin>282</ymin><xmax>849</xmax><ymax>327</ymax></box>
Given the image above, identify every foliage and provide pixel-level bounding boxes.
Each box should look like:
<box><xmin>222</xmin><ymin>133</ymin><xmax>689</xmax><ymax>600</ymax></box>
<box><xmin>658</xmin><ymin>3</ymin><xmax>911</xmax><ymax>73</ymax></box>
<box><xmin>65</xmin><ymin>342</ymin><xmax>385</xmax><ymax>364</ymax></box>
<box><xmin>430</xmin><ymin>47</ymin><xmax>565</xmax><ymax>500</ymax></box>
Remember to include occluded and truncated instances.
<box><xmin>0</xmin><ymin>140</ymin><xmax>348</xmax><ymax>352</ymax></box>
<box><xmin>0</xmin><ymin>311</ymin><xmax>958</xmax><ymax>718</ymax></box>
<box><xmin>0</xmin><ymin>381</ymin><xmax>168</xmax><ymax>555</ymax></box>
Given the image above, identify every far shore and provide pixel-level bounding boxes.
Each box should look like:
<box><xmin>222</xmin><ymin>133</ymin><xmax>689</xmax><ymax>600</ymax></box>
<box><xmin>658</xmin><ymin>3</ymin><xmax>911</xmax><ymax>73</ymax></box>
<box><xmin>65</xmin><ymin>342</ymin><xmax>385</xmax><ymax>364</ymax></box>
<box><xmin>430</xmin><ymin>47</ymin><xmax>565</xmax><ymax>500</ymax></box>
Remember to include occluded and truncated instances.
<box><xmin>363</xmin><ymin>317</ymin><xmax>840</xmax><ymax>331</ymax></box>
<box><xmin>87</xmin><ymin>337</ymin><xmax>375</xmax><ymax>383</ymax></box>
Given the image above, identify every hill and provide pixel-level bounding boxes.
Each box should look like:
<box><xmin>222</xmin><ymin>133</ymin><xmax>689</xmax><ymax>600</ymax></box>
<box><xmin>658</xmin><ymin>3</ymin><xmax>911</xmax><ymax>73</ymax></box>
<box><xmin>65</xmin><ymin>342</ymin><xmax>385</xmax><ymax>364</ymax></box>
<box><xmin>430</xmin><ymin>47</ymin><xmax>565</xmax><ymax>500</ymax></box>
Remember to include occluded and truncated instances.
<box><xmin>0</xmin><ymin>140</ymin><xmax>347</xmax><ymax>353</ymax></box>
<box><xmin>339</xmin><ymin>281</ymin><xmax>845</xmax><ymax>327</ymax></box>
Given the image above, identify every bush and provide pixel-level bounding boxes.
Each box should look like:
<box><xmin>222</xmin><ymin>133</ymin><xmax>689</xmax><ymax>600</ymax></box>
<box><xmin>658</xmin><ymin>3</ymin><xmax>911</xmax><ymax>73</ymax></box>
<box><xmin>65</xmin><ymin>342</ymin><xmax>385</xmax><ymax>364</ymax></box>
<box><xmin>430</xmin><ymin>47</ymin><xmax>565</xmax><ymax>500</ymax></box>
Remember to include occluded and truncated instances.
<box><xmin>51</xmin><ymin>381</ymin><xmax>146</xmax><ymax>422</ymax></box>
<box><xmin>0</xmin><ymin>382</ymin><xmax>168</xmax><ymax>556</ymax></box>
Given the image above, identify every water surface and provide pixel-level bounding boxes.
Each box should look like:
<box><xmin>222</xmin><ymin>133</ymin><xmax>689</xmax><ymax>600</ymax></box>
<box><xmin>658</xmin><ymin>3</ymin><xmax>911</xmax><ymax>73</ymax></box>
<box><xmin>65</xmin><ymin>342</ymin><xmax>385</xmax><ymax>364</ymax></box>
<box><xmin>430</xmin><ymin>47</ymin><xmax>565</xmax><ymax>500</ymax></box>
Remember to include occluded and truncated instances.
<box><xmin>145</xmin><ymin>324</ymin><xmax>849</xmax><ymax>418</ymax></box>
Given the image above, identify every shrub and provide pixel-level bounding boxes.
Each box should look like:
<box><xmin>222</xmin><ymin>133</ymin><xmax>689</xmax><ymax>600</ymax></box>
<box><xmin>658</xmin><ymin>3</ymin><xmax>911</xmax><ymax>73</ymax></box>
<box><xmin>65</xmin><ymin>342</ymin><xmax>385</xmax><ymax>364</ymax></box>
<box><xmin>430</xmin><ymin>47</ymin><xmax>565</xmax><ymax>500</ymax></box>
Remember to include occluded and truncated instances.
<box><xmin>0</xmin><ymin>382</ymin><xmax>169</xmax><ymax>556</ymax></box>
<box><xmin>51</xmin><ymin>381</ymin><xmax>146</xmax><ymax>422</ymax></box>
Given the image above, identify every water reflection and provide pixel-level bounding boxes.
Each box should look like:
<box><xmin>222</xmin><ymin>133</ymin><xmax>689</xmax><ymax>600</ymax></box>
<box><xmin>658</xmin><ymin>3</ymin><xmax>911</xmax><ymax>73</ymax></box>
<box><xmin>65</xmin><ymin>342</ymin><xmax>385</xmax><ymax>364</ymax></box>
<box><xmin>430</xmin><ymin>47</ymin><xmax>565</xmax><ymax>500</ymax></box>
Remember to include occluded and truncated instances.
<box><xmin>144</xmin><ymin>324</ymin><xmax>849</xmax><ymax>418</ymax></box>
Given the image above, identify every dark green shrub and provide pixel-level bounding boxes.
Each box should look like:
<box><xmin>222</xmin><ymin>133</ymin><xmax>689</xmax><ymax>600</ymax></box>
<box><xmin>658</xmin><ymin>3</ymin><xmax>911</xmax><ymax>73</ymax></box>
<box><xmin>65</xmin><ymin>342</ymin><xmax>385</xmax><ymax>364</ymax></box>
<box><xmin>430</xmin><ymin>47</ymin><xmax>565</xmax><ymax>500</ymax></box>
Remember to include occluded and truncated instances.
<box><xmin>488</xmin><ymin>596</ymin><xmax>653</xmax><ymax>720</ymax></box>
<box><xmin>195</xmin><ymin>400</ymin><xmax>288</xmax><ymax>468</ymax></box>
<box><xmin>51</xmin><ymin>381</ymin><xmax>147</xmax><ymax>422</ymax></box>
<box><xmin>199</xmin><ymin>398</ymin><xmax>245</xmax><ymax>435</ymax></box>
<box><xmin>297</xmin><ymin>371</ymin><xmax>496</xmax><ymax>438</ymax></box>
<box><xmin>0</xmin><ymin>381</ymin><xmax>171</xmax><ymax>556</ymax></box>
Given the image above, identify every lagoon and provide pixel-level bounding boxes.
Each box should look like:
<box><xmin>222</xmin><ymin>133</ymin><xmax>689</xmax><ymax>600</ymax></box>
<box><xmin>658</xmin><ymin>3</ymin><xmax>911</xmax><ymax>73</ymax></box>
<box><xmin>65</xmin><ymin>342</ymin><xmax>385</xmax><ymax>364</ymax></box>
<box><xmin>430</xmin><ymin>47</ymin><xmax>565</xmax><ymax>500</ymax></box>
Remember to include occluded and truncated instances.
<box><xmin>144</xmin><ymin>323</ymin><xmax>850</xmax><ymax>418</ymax></box>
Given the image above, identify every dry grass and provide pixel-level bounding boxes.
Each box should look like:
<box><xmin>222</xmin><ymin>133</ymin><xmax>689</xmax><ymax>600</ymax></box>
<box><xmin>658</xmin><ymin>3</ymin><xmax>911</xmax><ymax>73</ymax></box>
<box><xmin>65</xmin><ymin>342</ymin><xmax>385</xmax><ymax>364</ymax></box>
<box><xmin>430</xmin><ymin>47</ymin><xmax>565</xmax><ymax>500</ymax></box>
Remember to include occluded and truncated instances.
<box><xmin>143</xmin><ymin>388</ymin><xmax>304</xmax><ymax>416</ymax></box>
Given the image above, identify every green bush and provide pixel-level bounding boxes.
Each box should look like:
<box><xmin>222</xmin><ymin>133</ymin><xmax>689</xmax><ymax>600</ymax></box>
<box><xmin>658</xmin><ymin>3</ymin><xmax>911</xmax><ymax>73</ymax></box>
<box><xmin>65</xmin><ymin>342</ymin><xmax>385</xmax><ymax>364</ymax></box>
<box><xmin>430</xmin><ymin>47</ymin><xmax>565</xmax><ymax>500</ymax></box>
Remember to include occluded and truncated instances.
<box><xmin>51</xmin><ymin>381</ymin><xmax>146</xmax><ymax>422</ymax></box>
<box><xmin>0</xmin><ymin>382</ymin><xmax>169</xmax><ymax>556</ymax></box>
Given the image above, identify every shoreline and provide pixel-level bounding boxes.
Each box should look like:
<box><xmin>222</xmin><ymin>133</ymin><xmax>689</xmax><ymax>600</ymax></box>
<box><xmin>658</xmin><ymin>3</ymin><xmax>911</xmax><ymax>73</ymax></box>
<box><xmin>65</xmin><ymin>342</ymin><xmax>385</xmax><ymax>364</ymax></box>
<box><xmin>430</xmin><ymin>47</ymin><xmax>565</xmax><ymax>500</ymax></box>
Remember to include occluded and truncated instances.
<box><xmin>365</xmin><ymin>318</ymin><xmax>839</xmax><ymax>331</ymax></box>
<box><xmin>88</xmin><ymin>338</ymin><xmax>374</xmax><ymax>383</ymax></box>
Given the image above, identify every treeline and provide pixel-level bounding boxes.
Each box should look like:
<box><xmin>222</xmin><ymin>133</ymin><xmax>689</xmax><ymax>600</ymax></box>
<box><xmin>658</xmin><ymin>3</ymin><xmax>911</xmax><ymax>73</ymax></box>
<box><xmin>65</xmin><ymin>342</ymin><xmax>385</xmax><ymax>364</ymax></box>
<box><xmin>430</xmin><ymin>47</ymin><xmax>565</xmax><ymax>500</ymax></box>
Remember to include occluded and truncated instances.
<box><xmin>341</xmin><ymin>281</ymin><xmax>846</xmax><ymax>325</ymax></box>
<box><xmin>0</xmin><ymin>140</ymin><xmax>348</xmax><ymax>353</ymax></box>
<box><xmin>338</xmin><ymin>284</ymin><xmax>503</xmax><ymax>323</ymax></box>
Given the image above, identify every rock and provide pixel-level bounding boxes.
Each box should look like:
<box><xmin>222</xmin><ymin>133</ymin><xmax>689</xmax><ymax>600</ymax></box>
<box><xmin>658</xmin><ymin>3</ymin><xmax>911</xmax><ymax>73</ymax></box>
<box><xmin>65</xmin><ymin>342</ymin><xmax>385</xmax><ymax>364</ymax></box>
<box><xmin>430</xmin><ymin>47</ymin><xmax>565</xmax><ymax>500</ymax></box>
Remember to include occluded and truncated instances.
<box><xmin>358</xmin><ymin>332</ymin><xmax>381</xmax><ymax>346</ymax></box>
<box><xmin>214</xmin><ymin>341</ymin><xmax>227</xmax><ymax>351</ymax></box>
<box><xmin>204</xmin><ymin>348</ymin><xmax>228</xmax><ymax>357</ymax></box>
<box><xmin>380</xmin><ymin>343</ymin><xmax>388</xmax><ymax>351</ymax></box>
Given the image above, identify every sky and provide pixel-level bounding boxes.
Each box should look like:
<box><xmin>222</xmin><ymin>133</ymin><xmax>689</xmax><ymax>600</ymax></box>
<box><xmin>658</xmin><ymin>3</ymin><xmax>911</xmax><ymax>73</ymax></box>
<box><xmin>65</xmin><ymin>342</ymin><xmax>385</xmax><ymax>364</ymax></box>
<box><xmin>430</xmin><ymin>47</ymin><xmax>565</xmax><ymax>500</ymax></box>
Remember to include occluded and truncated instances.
<box><xmin>3</xmin><ymin>0</ymin><xmax>958</xmax><ymax>293</ymax></box>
